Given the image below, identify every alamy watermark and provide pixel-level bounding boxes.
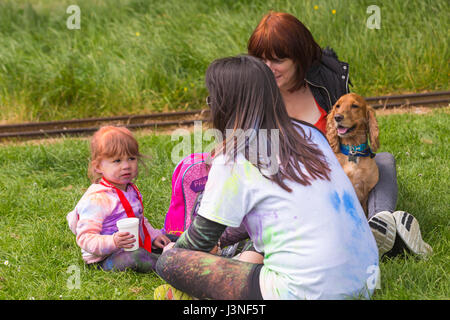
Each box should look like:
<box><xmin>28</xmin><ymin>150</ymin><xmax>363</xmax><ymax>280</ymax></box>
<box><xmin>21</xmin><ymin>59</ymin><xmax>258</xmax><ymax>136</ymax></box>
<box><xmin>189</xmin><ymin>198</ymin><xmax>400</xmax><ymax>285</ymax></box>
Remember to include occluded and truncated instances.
<box><xmin>171</xmin><ymin>121</ymin><xmax>281</xmax><ymax>175</ymax></box>
<box><xmin>66</xmin><ymin>264</ymin><xmax>81</xmax><ymax>290</ymax></box>
<box><xmin>366</xmin><ymin>265</ymin><xmax>381</xmax><ymax>290</ymax></box>
<box><xmin>66</xmin><ymin>5</ymin><xmax>81</xmax><ymax>30</ymax></box>
<box><xmin>366</xmin><ymin>5</ymin><xmax>381</xmax><ymax>29</ymax></box>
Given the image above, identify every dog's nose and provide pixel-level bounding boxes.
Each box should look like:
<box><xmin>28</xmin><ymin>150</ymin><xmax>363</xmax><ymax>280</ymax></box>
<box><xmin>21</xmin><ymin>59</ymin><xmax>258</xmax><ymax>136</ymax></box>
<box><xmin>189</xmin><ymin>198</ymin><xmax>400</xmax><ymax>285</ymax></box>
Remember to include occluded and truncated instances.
<box><xmin>334</xmin><ymin>114</ymin><xmax>344</xmax><ymax>122</ymax></box>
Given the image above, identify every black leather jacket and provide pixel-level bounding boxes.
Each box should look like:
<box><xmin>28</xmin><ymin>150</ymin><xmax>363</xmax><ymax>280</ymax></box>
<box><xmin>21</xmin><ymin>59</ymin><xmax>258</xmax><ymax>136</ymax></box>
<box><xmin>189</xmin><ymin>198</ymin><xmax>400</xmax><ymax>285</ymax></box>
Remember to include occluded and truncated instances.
<box><xmin>305</xmin><ymin>47</ymin><xmax>350</xmax><ymax>113</ymax></box>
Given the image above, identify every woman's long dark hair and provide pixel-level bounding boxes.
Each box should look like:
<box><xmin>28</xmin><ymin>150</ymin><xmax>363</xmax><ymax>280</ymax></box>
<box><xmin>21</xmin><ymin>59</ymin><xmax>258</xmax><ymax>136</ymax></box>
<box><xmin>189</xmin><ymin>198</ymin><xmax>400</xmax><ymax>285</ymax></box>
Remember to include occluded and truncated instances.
<box><xmin>205</xmin><ymin>55</ymin><xmax>330</xmax><ymax>191</ymax></box>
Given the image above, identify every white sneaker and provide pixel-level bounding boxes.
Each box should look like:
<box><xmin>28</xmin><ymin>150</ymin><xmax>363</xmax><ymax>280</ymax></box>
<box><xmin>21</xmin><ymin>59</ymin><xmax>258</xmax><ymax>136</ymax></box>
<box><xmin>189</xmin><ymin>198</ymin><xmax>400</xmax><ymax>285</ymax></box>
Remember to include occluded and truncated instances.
<box><xmin>368</xmin><ymin>211</ymin><xmax>397</xmax><ymax>257</ymax></box>
<box><xmin>392</xmin><ymin>211</ymin><xmax>433</xmax><ymax>256</ymax></box>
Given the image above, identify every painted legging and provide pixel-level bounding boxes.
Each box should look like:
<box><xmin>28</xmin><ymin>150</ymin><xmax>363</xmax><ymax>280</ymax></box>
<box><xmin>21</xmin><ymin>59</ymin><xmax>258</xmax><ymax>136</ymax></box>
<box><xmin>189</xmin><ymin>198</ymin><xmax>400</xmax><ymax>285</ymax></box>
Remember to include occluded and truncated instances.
<box><xmin>97</xmin><ymin>248</ymin><xmax>159</xmax><ymax>272</ymax></box>
<box><xmin>156</xmin><ymin>248</ymin><xmax>263</xmax><ymax>299</ymax></box>
<box><xmin>156</xmin><ymin>215</ymin><xmax>263</xmax><ymax>300</ymax></box>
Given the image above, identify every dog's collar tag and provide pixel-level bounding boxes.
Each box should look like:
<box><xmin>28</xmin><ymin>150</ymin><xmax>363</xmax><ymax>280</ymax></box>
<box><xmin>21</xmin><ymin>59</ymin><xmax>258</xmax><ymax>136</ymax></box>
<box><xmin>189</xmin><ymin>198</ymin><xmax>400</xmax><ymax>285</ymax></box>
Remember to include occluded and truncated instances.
<box><xmin>340</xmin><ymin>142</ymin><xmax>374</xmax><ymax>162</ymax></box>
<box><xmin>348</xmin><ymin>150</ymin><xmax>358</xmax><ymax>163</ymax></box>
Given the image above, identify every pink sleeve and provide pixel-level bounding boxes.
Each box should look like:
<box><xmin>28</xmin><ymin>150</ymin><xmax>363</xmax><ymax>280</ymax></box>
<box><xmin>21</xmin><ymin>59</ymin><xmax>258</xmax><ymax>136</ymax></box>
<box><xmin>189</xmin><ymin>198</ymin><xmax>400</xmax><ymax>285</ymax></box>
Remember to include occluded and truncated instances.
<box><xmin>75</xmin><ymin>192</ymin><xmax>118</xmax><ymax>256</ymax></box>
<box><xmin>143</xmin><ymin>217</ymin><xmax>163</xmax><ymax>241</ymax></box>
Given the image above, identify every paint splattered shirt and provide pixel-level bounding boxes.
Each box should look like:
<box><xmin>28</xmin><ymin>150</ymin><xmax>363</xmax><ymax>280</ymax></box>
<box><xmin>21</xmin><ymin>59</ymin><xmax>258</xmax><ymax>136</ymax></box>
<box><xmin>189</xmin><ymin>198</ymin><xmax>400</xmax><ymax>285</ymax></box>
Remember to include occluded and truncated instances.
<box><xmin>66</xmin><ymin>183</ymin><xmax>162</xmax><ymax>264</ymax></box>
<box><xmin>197</xmin><ymin>122</ymin><xmax>379</xmax><ymax>300</ymax></box>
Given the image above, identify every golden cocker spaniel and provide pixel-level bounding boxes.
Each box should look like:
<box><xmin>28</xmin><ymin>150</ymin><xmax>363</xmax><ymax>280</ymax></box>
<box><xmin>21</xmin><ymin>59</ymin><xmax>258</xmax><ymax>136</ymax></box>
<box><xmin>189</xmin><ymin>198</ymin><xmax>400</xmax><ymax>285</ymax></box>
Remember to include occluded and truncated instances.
<box><xmin>326</xmin><ymin>93</ymin><xmax>380</xmax><ymax>216</ymax></box>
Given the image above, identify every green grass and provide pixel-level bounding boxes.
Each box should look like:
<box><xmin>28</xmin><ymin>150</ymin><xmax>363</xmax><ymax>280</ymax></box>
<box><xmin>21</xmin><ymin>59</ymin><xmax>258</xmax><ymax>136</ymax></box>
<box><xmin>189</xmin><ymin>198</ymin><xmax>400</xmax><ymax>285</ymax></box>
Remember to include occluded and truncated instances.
<box><xmin>0</xmin><ymin>0</ymin><xmax>448</xmax><ymax>123</ymax></box>
<box><xmin>0</xmin><ymin>134</ymin><xmax>175</xmax><ymax>300</ymax></box>
<box><xmin>0</xmin><ymin>109</ymin><xmax>449</xmax><ymax>300</ymax></box>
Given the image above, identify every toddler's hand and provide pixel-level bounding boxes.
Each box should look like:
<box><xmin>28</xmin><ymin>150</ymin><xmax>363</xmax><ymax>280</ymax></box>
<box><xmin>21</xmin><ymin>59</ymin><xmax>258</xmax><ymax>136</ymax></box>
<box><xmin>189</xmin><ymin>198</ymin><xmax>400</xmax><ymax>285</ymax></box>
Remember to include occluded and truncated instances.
<box><xmin>113</xmin><ymin>231</ymin><xmax>136</xmax><ymax>249</ymax></box>
<box><xmin>152</xmin><ymin>234</ymin><xmax>172</xmax><ymax>249</ymax></box>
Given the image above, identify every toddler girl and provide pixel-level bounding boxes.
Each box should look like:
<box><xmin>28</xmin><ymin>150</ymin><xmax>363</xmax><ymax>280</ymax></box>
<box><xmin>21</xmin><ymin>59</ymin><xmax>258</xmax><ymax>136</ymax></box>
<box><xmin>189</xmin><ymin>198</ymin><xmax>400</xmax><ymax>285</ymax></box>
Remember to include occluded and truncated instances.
<box><xmin>67</xmin><ymin>126</ymin><xmax>171</xmax><ymax>272</ymax></box>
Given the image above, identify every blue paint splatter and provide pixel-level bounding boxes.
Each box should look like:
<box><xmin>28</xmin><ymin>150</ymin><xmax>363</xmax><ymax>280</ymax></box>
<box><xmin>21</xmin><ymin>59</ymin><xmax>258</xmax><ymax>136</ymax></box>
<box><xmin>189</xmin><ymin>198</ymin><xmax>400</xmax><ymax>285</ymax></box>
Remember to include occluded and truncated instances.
<box><xmin>330</xmin><ymin>191</ymin><xmax>341</xmax><ymax>212</ymax></box>
<box><xmin>102</xmin><ymin>257</ymin><xmax>115</xmax><ymax>271</ymax></box>
<box><xmin>342</xmin><ymin>191</ymin><xmax>362</xmax><ymax>227</ymax></box>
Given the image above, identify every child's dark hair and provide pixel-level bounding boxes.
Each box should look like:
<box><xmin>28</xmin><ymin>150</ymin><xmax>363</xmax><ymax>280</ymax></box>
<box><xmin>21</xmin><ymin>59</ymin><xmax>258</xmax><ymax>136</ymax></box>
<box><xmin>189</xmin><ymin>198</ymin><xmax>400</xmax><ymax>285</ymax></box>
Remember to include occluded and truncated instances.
<box><xmin>205</xmin><ymin>55</ymin><xmax>330</xmax><ymax>192</ymax></box>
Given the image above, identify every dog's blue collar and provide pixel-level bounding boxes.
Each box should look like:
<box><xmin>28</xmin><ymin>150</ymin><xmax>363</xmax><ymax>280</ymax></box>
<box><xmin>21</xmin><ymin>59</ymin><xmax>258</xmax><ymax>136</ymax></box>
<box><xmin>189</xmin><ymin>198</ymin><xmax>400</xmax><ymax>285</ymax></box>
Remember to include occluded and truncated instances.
<box><xmin>340</xmin><ymin>142</ymin><xmax>375</xmax><ymax>159</ymax></box>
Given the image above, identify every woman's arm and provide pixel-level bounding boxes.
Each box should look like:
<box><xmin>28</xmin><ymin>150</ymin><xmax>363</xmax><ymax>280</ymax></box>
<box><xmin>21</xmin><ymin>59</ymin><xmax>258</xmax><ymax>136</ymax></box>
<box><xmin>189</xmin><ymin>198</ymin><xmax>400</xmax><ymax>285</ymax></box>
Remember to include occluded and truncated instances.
<box><xmin>219</xmin><ymin>224</ymin><xmax>249</xmax><ymax>248</ymax></box>
<box><xmin>174</xmin><ymin>215</ymin><xmax>226</xmax><ymax>252</ymax></box>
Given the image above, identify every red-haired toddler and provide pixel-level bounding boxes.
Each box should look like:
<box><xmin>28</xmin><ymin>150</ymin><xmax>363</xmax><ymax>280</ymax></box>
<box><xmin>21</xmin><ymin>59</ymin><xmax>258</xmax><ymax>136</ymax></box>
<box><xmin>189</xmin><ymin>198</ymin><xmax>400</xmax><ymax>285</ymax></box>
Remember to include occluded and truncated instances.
<box><xmin>67</xmin><ymin>126</ymin><xmax>171</xmax><ymax>272</ymax></box>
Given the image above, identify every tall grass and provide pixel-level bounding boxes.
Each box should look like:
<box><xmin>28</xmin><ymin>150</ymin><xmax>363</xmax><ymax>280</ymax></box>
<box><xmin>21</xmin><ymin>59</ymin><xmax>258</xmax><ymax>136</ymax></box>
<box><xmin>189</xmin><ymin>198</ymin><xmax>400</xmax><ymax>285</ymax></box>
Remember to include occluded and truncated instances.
<box><xmin>0</xmin><ymin>0</ymin><xmax>448</xmax><ymax>123</ymax></box>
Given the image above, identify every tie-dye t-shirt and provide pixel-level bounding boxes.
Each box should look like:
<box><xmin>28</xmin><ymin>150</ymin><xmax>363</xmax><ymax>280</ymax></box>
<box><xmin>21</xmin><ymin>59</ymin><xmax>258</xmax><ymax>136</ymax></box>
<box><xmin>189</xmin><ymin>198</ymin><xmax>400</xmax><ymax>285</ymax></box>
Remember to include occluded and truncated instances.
<box><xmin>67</xmin><ymin>183</ymin><xmax>162</xmax><ymax>264</ymax></box>
<box><xmin>197</xmin><ymin>123</ymin><xmax>379</xmax><ymax>300</ymax></box>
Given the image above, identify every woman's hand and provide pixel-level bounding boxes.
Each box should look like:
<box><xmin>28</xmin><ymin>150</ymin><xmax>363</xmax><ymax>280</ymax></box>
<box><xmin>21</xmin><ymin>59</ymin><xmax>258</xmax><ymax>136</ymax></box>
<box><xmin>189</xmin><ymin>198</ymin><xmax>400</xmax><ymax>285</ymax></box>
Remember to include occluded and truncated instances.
<box><xmin>152</xmin><ymin>234</ymin><xmax>172</xmax><ymax>249</ymax></box>
<box><xmin>209</xmin><ymin>245</ymin><xmax>219</xmax><ymax>255</ymax></box>
<box><xmin>162</xmin><ymin>242</ymin><xmax>176</xmax><ymax>253</ymax></box>
<box><xmin>113</xmin><ymin>231</ymin><xmax>136</xmax><ymax>249</ymax></box>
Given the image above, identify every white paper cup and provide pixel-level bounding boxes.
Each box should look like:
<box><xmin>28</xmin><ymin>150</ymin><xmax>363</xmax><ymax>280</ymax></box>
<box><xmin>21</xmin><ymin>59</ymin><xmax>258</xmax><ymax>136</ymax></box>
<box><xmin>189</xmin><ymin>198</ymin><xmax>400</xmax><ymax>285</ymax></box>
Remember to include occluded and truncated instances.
<box><xmin>116</xmin><ymin>217</ymin><xmax>139</xmax><ymax>251</ymax></box>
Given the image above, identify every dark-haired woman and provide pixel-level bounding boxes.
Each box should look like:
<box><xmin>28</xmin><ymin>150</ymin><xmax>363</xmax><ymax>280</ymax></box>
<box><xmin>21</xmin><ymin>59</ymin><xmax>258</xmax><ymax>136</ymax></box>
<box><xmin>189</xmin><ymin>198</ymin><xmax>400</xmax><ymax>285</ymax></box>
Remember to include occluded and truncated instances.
<box><xmin>220</xmin><ymin>11</ymin><xmax>431</xmax><ymax>259</ymax></box>
<box><xmin>155</xmin><ymin>55</ymin><xmax>379</xmax><ymax>300</ymax></box>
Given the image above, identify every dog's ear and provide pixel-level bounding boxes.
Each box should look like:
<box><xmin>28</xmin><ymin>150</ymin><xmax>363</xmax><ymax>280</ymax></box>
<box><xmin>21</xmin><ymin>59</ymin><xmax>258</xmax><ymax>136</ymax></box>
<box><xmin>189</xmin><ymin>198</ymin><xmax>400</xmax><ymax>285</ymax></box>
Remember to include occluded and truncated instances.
<box><xmin>326</xmin><ymin>107</ymin><xmax>340</xmax><ymax>153</ymax></box>
<box><xmin>367</xmin><ymin>106</ymin><xmax>379</xmax><ymax>152</ymax></box>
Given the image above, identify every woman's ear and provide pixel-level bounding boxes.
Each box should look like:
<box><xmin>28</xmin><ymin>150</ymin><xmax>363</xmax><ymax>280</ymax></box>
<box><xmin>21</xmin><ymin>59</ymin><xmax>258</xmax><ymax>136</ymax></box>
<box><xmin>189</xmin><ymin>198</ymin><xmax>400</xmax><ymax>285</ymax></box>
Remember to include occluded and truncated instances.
<box><xmin>326</xmin><ymin>108</ymin><xmax>340</xmax><ymax>153</ymax></box>
<box><xmin>367</xmin><ymin>106</ymin><xmax>379</xmax><ymax>152</ymax></box>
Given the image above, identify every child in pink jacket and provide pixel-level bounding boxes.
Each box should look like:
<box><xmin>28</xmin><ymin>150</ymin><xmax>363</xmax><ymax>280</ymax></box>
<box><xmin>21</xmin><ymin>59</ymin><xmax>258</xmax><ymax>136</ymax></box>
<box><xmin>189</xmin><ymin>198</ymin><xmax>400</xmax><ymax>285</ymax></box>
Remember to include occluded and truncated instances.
<box><xmin>67</xmin><ymin>126</ymin><xmax>171</xmax><ymax>271</ymax></box>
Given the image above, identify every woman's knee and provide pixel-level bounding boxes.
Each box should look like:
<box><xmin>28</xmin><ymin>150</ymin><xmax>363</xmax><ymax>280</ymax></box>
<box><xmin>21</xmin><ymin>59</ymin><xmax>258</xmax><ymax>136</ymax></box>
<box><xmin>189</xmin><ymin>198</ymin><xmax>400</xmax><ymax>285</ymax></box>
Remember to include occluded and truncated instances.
<box><xmin>374</xmin><ymin>152</ymin><xmax>397</xmax><ymax>183</ymax></box>
<box><xmin>368</xmin><ymin>152</ymin><xmax>398</xmax><ymax>216</ymax></box>
<box><xmin>375</xmin><ymin>152</ymin><xmax>396</xmax><ymax>170</ymax></box>
<box><xmin>155</xmin><ymin>248</ymin><xmax>182</xmax><ymax>277</ymax></box>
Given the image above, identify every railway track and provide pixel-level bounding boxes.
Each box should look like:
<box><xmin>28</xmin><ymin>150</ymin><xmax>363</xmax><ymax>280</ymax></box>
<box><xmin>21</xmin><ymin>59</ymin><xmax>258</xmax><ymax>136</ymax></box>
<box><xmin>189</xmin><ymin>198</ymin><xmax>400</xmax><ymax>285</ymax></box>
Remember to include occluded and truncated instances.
<box><xmin>1</xmin><ymin>90</ymin><xmax>449</xmax><ymax>140</ymax></box>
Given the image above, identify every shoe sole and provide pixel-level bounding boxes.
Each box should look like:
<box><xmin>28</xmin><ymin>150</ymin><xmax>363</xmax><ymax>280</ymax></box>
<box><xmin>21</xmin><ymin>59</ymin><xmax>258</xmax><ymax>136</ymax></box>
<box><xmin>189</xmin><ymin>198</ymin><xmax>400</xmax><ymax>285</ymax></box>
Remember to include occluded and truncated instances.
<box><xmin>368</xmin><ymin>211</ymin><xmax>396</xmax><ymax>257</ymax></box>
<box><xmin>153</xmin><ymin>284</ymin><xmax>170</xmax><ymax>300</ymax></box>
<box><xmin>153</xmin><ymin>284</ymin><xmax>193</xmax><ymax>300</ymax></box>
<box><xmin>392</xmin><ymin>211</ymin><xmax>432</xmax><ymax>256</ymax></box>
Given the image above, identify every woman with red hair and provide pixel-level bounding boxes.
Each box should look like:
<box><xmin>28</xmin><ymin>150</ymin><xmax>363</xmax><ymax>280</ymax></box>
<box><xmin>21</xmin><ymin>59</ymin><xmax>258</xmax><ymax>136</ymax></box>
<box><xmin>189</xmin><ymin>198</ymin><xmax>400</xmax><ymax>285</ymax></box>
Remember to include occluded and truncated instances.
<box><xmin>247</xmin><ymin>11</ymin><xmax>348</xmax><ymax>134</ymax></box>
<box><xmin>218</xmin><ymin>11</ymin><xmax>432</xmax><ymax>260</ymax></box>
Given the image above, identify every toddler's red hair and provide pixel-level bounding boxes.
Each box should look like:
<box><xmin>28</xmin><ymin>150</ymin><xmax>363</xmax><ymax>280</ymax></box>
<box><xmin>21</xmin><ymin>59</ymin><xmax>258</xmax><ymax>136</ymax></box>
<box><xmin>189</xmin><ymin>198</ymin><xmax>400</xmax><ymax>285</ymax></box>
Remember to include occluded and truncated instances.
<box><xmin>88</xmin><ymin>126</ymin><xmax>142</xmax><ymax>183</ymax></box>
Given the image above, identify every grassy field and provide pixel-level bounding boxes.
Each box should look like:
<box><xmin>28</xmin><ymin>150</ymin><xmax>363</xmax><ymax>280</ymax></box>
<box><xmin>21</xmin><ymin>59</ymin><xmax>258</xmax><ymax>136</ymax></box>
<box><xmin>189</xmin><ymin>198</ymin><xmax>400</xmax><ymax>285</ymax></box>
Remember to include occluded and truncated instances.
<box><xmin>0</xmin><ymin>0</ymin><xmax>449</xmax><ymax>302</ymax></box>
<box><xmin>0</xmin><ymin>108</ymin><xmax>449</xmax><ymax>300</ymax></box>
<box><xmin>0</xmin><ymin>0</ymin><xmax>449</xmax><ymax>123</ymax></box>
